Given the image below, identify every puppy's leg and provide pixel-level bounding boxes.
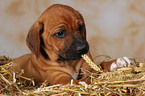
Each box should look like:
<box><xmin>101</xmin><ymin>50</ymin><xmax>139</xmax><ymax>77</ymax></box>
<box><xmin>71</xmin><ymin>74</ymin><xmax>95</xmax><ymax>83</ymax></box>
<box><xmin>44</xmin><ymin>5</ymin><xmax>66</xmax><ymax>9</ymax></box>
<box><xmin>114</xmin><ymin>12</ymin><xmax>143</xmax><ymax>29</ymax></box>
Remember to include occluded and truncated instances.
<box><xmin>100</xmin><ymin>60</ymin><xmax>116</xmax><ymax>71</ymax></box>
<box><xmin>101</xmin><ymin>57</ymin><xmax>135</xmax><ymax>71</ymax></box>
<box><xmin>46</xmin><ymin>70</ymin><xmax>92</xmax><ymax>85</ymax></box>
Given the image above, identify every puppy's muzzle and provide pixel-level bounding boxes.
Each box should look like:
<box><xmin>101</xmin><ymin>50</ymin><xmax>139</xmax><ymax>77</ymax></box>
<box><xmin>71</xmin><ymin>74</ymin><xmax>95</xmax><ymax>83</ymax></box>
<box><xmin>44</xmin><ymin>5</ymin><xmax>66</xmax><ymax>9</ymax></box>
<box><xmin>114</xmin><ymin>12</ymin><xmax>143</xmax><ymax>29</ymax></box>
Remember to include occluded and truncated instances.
<box><xmin>58</xmin><ymin>39</ymin><xmax>89</xmax><ymax>60</ymax></box>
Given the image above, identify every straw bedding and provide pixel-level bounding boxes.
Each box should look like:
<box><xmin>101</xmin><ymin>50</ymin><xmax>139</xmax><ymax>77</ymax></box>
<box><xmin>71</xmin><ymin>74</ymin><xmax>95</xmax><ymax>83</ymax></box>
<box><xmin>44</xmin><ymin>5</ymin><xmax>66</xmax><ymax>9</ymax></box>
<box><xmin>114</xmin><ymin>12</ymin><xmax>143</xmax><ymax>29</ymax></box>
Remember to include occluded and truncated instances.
<box><xmin>0</xmin><ymin>55</ymin><xmax>145</xmax><ymax>96</ymax></box>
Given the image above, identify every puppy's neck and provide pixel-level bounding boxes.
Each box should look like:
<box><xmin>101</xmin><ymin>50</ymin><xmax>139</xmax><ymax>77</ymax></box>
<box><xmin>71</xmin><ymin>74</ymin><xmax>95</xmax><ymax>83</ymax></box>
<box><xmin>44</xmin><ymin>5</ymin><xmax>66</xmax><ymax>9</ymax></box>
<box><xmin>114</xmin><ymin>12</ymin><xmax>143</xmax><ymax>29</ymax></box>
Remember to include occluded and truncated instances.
<box><xmin>31</xmin><ymin>53</ymin><xmax>70</xmax><ymax>68</ymax></box>
<box><xmin>31</xmin><ymin>53</ymin><xmax>82</xmax><ymax>73</ymax></box>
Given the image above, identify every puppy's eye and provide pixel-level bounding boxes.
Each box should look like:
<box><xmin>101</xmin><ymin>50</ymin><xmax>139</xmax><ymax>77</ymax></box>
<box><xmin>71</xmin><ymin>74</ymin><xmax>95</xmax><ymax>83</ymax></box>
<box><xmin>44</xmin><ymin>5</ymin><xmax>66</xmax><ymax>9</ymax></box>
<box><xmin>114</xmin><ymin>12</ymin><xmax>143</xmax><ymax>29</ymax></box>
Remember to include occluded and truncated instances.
<box><xmin>78</xmin><ymin>24</ymin><xmax>84</xmax><ymax>32</ymax></box>
<box><xmin>53</xmin><ymin>31</ymin><xmax>65</xmax><ymax>38</ymax></box>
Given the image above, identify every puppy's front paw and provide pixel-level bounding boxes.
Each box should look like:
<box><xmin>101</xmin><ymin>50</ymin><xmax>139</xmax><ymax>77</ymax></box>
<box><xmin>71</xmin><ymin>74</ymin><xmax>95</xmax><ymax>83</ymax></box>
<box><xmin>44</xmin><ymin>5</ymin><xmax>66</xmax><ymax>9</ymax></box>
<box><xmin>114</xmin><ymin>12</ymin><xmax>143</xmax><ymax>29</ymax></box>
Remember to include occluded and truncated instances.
<box><xmin>110</xmin><ymin>57</ymin><xmax>135</xmax><ymax>71</ymax></box>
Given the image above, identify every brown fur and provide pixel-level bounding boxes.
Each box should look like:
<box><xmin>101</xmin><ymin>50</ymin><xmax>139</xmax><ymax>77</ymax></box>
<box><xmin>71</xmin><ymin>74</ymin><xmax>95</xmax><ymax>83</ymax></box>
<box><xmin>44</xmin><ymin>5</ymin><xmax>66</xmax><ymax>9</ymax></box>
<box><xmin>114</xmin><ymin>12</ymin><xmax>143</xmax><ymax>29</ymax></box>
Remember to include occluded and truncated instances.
<box><xmin>14</xmin><ymin>4</ymin><xmax>111</xmax><ymax>85</ymax></box>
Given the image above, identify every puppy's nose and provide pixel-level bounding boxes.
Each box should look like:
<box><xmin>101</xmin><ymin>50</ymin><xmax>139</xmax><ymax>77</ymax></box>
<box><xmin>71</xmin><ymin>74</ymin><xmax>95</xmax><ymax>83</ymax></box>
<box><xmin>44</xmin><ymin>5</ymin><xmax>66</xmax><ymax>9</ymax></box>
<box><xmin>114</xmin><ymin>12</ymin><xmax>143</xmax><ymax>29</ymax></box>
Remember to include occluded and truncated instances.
<box><xmin>76</xmin><ymin>44</ymin><xmax>89</xmax><ymax>55</ymax></box>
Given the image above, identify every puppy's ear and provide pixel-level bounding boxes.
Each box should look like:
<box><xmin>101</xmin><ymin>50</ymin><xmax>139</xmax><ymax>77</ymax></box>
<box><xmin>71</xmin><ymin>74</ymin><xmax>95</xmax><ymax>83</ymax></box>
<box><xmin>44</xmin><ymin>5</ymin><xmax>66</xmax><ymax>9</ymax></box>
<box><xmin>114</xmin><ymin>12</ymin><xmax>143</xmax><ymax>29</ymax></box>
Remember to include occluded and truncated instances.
<box><xmin>26</xmin><ymin>22</ymin><xmax>44</xmax><ymax>58</ymax></box>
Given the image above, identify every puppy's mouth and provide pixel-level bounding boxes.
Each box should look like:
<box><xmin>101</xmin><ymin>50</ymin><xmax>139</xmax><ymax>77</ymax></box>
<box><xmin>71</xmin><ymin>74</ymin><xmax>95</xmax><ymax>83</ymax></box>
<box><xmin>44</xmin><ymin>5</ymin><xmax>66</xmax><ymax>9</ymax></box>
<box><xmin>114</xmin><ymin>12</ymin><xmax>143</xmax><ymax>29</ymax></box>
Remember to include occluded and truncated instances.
<box><xmin>58</xmin><ymin>54</ymin><xmax>82</xmax><ymax>60</ymax></box>
<box><xmin>58</xmin><ymin>43</ymin><xmax>89</xmax><ymax>60</ymax></box>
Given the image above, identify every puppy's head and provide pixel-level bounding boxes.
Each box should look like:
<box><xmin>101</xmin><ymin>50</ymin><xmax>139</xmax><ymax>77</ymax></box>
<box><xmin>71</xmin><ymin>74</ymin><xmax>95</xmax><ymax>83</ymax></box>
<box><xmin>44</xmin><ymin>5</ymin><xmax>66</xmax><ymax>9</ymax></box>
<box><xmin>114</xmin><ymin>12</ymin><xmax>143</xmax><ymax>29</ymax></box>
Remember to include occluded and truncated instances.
<box><xmin>26</xmin><ymin>4</ymin><xmax>89</xmax><ymax>61</ymax></box>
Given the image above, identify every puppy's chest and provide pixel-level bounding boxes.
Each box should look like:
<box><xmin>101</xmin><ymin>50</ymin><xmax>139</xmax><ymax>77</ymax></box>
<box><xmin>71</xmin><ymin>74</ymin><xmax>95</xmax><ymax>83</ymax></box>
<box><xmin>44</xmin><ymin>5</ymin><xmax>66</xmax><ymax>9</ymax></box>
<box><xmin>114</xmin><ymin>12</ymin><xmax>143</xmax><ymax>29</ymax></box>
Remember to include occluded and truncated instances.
<box><xmin>66</xmin><ymin>66</ymin><xmax>79</xmax><ymax>80</ymax></box>
<box><xmin>72</xmin><ymin>71</ymin><xmax>78</xmax><ymax>80</ymax></box>
<box><xmin>58</xmin><ymin>61</ymin><xmax>80</xmax><ymax>80</ymax></box>
<box><xmin>65</xmin><ymin>65</ymin><xmax>79</xmax><ymax>80</ymax></box>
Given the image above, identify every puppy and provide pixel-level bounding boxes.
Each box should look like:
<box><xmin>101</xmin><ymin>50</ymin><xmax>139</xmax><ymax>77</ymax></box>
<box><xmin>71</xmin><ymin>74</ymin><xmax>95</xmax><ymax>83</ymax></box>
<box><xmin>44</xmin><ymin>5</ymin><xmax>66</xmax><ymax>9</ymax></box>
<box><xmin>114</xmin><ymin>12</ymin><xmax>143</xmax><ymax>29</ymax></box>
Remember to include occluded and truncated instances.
<box><xmin>14</xmin><ymin>4</ymin><xmax>112</xmax><ymax>85</ymax></box>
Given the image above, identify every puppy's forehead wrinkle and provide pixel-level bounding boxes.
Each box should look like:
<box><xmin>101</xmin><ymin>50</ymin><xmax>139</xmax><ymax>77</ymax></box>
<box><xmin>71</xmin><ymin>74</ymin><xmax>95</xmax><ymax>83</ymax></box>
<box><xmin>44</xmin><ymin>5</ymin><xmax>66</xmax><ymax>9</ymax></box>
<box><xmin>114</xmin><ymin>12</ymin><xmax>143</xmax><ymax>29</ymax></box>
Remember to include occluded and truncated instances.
<box><xmin>61</xmin><ymin>16</ymin><xmax>81</xmax><ymax>33</ymax></box>
<box><xmin>52</xmin><ymin>23</ymin><xmax>67</xmax><ymax>33</ymax></box>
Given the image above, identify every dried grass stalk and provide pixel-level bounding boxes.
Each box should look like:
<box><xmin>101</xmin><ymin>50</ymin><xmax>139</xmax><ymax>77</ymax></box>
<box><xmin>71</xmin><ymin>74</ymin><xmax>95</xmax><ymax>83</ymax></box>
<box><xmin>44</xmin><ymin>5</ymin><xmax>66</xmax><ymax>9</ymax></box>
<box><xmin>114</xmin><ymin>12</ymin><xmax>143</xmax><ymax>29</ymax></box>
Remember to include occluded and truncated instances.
<box><xmin>0</xmin><ymin>55</ymin><xmax>145</xmax><ymax>95</ymax></box>
<box><xmin>82</xmin><ymin>54</ymin><xmax>102</xmax><ymax>72</ymax></box>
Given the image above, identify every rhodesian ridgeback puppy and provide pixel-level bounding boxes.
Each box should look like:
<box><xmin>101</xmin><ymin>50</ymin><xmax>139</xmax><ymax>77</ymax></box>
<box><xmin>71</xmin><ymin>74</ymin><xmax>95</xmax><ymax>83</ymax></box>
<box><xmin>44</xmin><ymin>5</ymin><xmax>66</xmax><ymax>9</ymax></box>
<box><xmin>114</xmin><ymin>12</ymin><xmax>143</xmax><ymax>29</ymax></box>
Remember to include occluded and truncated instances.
<box><xmin>14</xmin><ymin>4</ymin><xmax>116</xmax><ymax>85</ymax></box>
